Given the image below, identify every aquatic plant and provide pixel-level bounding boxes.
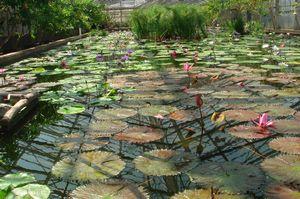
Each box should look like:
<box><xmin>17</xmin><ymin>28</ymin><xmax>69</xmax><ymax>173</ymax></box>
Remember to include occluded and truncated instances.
<box><xmin>188</xmin><ymin>162</ymin><xmax>265</xmax><ymax>194</ymax></box>
<box><xmin>134</xmin><ymin>149</ymin><xmax>198</xmax><ymax>176</ymax></box>
<box><xmin>0</xmin><ymin>172</ymin><xmax>50</xmax><ymax>199</ymax></box>
<box><xmin>71</xmin><ymin>181</ymin><xmax>149</xmax><ymax>199</ymax></box>
<box><xmin>253</xmin><ymin>113</ymin><xmax>274</xmax><ymax>129</ymax></box>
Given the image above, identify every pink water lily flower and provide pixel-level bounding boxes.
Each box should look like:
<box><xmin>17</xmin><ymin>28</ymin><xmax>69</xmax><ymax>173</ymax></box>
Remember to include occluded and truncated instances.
<box><xmin>0</xmin><ymin>68</ymin><xmax>6</xmax><ymax>74</ymax></box>
<box><xmin>253</xmin><ymin>113</ymin><xmax>274</xmax><ymax>129</ymax></box>
<box><xmin>183</xmin><ymin>63</ymin><xmax>192</xmax><ymax>72</ymax></box>
<box><xmin>154</xmin><ymin>114</ymin><xmax>164</xmax><ymax>119</ymax></box>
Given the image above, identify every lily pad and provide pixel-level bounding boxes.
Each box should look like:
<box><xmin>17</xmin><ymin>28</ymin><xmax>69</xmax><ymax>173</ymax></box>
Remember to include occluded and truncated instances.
<box><xmin>57</xmin><ymin>104</ymin><xmax>85</xmax><ymax>115</ymax></box>
<box><xmin>269</xmin><ymin>137</ymin><xmax>300</xmax><ymax>155</ymax></box>
<box><xmin>168</xmin><ymin>110</ymin><xmax>198</xmax><ymax>122</ymax></box>
<box><xmin>171</xmin><ymin>189</ymin><xmax>249</xmax><ymax>199</ymax></box>
<box><xmin>261</xmin><ymin>154</ymin><xmax>300</xmax><ymax>184</ymax></box>
<box><xmin>0</xmin><ymin>173</ymin><xmax>36</xmax><ymax>190</ymax></box>
<box><xmin>266</xmin><ymin>184</ymin><xmax>300</xmax><ymax>199</ymax></box>
<box><xmin>138</xmin><ymin>105</ymin><xmax>178</xmax><ymax>117</ymax></box>
<box><xmin>188</xmin><ymin>162</ymin><xmax>265</xmax><ymax>194</ymax></box>
<box><xmin>114</xmin><ymin>126</ymin><xmax>164</xmax><ymax>143</ymax></box>
<box><xmin>71</xmin><ymin>181</ymin><xmax>148</xmax><ymax>199</ymax></box>
<box><xmin>56</xmin><ymin>133</ymin><xmax>108</xmax><ymax>152</ymax></box>
<box><xmin>52</xmin><ymin>151</ymin><xmax>125</xmax><ymax>181</ymax></box>
<box><xmin>88</xmin><ymin>120</ymin><xmax>128</xmax><ymax>135</ymax></box>
<box><xmin>10</xmin><ymin>184</ymin><xmax>51</xmax><ymax>199</ymax></box>
<box><xmin>273</xmin><ymin>120</ymin><xmax>300</xmax><ymax>135</ymax></box>
<box><xmin>134</xmin><ymin>149</ymin><xmax>198</xmax><ymax>176</ymax></box>
<box><xmin>253</xmin><ymin>105</ymin><xmax>295</xmax><ymax>117</ymax></box>
<box><xmin>227</xmin><ymin>125</ymin><xmax>272</xmax><ymax>139</ymax></box>
<box><xmin>94</xmin><ymin>108</ymin><xmax>137</xmax><ymax>120</ymax></box>
<box><xmin>223</xmin><ymin>110</ymin><xmax>258</xmax><ymax>122</ymax></box>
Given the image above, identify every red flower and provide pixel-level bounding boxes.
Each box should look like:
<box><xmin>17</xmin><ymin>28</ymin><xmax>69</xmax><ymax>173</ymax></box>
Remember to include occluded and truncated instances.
<box><xmin>195</xmin><ymin>94</ymin><xmax>203</xmax><ymax>108</ymax></box>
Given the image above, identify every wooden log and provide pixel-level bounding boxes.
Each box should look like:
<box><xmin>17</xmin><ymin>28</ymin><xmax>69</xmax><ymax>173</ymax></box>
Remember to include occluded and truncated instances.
<box><xmin>0</xmin><ymin>92</ymin><xmax>38</xmax><ymax>127</ymax></box>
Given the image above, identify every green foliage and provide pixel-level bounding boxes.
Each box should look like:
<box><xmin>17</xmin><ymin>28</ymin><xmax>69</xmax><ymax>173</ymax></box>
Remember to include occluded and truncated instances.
<box><xmin>130</xmin><ymin>4</ymin><xmax>207</xmax><ymax>40</ymax></box>
<box><xmin>0</xmin><ymin>172</ymin><xmax>50</xmax><ymax>199</ymax></box>
<box><xmin>0</xmin><ymin>0</ymin><xmax>108</xmax><ymax>38</ymax></box>
<box><xmin>245</xmin><ymin>21</ymin><xmax>264</xmax><ymax>36</ymax></box>
<box><xmin>226</xmin><ymin>15</ymin><xmax>245</xmax><ymax>34</ymax></box>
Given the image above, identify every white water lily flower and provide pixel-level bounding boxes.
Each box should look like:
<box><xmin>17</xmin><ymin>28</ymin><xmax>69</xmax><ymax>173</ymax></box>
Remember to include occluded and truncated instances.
<box><xmin>272</xmin><ymin>45</ymin><xmax>279</xmax><ymax>51</ymax></box>
<box><xmin>279</xmin><ymin>62</ymin><xmax>289</xmax><ymax>67</ymax></box>
<box><xmin>263</xmin><ymin>58</ymin><xmax>269</xmax><ymax>62</ymax></box>
<box><xmin>209</xmin><ymin>41</ymin><xmax>215</xmax><ymax>45</ymax></box>
<box><xmin>262</xmin><ymin>44</ymin><xmax>269</xmax><ymax>49</ymax></box>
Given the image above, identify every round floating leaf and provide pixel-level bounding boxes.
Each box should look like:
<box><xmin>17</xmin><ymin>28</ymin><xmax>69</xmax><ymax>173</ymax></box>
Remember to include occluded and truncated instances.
<box><xmin>0</xmin><ymin>173</ymin><xmax>36</xmax><ymax>190</ymax></box>
<box><xmin>57</xmin><ymin>104</ymin><xmax>85</xmax><ymax>115</ymax></box>
<box><xmin>254</xmin><ymin>105</ymin><xmax>295</xmax><ymax>117</ymax></box>
<box><xmin>188</xmin><ymin>162</ymin><xmax>265</xmax><ymax>194</ymax></box>
<box><xmin>138</xmin><ymin>105</ymin><xmax>178</xmax><ymax>117</ymax></box>
<box><xmin>223</xmin><ymin>110</ymin><xmax>258</xmax><ymax>122</ymax></box>
<box><xmin>56</xmin><ymin>133</ymin><xmax>108</xmax><ymax>152</ymax></box>
<box><xmin>114</xmin><ymin>126</ymin><xmax>164</xmax><ymax>143</ymax></box>
<box><xmin>134</xmin><ymin>149</ymin><xmax>198</xmax><ymax>176</ymax></box>
<box><xmin>266</xmin><ymin>184</ymin><xmax>300</xmax><ymax>199</ymax></box>
<box><xmin>269</xmin><ymin>137</ymin><xmax>300</xmax><ymax>155</ymax></box>
<box><xmin>273</xmin><ymin>120</ymin><xmax>300</xmax><ymax>135</ymax></box>
<box><xmin>295</xmin><ymin>112</ymin><xmax>300</xmax><ymax>120</ymax></box>
<box><xmin>212</xmin><ymin>91</ymin><xmax>251</xmax><ymax>99</ymax></box>
<box><xmin>227</xmin><ymin>125</ymin><xmax>272</xmax><ymax>139</ymax></box>
<box><xmin>261</xmin><ymin>154</ymin><xmax>300</xmax><ymax>184</ymax></box>
<box><xmin>171</xmin><ymin>189</ymin><xmax>248</xmax><ymax>199</ymax></box>
<box><xmin>168</xmin><ymin>110</ymin><xmax>197</xmax><ymax>122</ymax></box>
<box><xmin>94</xmin><ymin>108</ymin><xmax>137</xmax><ymax>120</ymax></box>
<box><xmin>88</xmin><ymin>120</ymin><xmax>128</xmax><ymax>136</ymax></box>
<box><xmin>52</xmin><ymin>151</ymin><xmax>125</xmax><ymax>181</ymax></box>
<box><xmin>10</xmin><ymin>184</ymin><xmax>50</xmax><ymax>199</ymax></box>
<box><xmin>71</xmin><ymin>181</ymin><xmax>149</xmax><ymax>199</ymax></box>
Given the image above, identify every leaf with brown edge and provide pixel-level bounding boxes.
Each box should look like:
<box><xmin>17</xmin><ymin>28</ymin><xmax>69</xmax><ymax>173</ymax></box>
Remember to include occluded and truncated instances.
<box><xmin>171</xmin><ymin>189</ymin><xmax>249</xmax><ymax>199</ymax></box>
<box><xmin>114</xmin><ymin>126</ymin><xmax>164</xmax><ymax>144</ymax></box>
<box><xmin>269</xmin><ymin>137</ymin><xmax>300</xmax><ymax>155</ymax></box>
<box><xmin>133</xmin><ymin>149</ymin><xmax>198</xmax><ymax>176</ymax></box>
<box><xmin>261</xmin><ymin>154</ymin><xmax>300</xmax><ymax>184</ymax></box>
<box><xmin>254</xmin><ymin>105</ymin><xmax>296</xmax><ymax>117</ymax></box>
<box><xmin>94</xmin><ymin>108</ymin><xmax>137</xmax><ymax>120</ymax></box>
<box><xmin>71</xmin><ymin>180</ymin><xmax>149</xmax><ymax>199</ymax></box>
<box><xmin>222</xmin><ymin>110</ymin><xmax>258</xmax><ymax>122</ymax></box>
<box><xmin>273</xmin><ymin>120</ymin><xmax>300</xmax><ymax>135</ymax></box>
<box><xmin>168</xmin><ymin>110</ymin><xmax>197</xmax><ymax>122</ymax></box>
<box><xmin>227</xmin><ymin>125</ymin><xmax>272</xmax><ymax>139</ymax></box>
<box><xmin>266</xmin><ymin>184</ymin><xmax>300</xmax><ymax>199</ymax></box>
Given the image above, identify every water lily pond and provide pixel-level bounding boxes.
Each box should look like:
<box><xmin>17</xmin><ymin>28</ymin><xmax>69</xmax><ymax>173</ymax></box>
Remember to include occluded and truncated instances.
<box><xmin>0</xmin><ymin>31</ymin><xmax>300</xmax><ymax>198</ymax></box>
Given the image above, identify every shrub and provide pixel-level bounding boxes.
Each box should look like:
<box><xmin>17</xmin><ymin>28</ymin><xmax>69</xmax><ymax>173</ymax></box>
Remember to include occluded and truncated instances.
<box><xmin>129</xmin><ymin>4</ymin><xmax>207</xmax><ymax>40</ymax></box>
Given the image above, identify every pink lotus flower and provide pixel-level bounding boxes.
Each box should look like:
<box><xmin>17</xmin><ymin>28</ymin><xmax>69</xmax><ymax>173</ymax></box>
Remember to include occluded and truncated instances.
<box><xmin>253</xmin><ymin>113</ymin><xmax>274</xmax><ymax>129</ymax></box>
<box><xmin>182</xmin><ymin>86</ymin><xmax>188</xmax><ymax>93</ymax></box>
<box><xmin>183</xmin><ymin>63</ymin><xmax>192</xmax><ymax>72</ymax></box>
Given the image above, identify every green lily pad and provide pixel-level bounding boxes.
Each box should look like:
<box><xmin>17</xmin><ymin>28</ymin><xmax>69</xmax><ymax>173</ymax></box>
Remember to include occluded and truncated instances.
<box><xmin>57</xmin><ymin>104</ymin><xmax>85</xmax><ymax>115</ymax></box>
<box><xmin>0</xmin><ymin>173</ymin><xmax>35</xmax><ymax>190</ymax></box>
<box><xmin>188</xmin><ymin>162</ymin><xmax>265</xmax><ymax>194</ymax></box>
<box><xmin>52</xmin><ymin>151</ymin><xmax>125</xmax><ymax>181</ymax></box>
<box><xmin>134</xmin><ymin>149</ymin><xmax>198</xmax><ymax>176</ymax></box>
<box><xmin>9</xmin><ymin>184</ymin><xmax>50</xmax><ymax>199</ymax></box>
<box><xmin>261</xmin><ymin>154</ymin><xmax>300</xmax><ymax>184</ymax></box>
